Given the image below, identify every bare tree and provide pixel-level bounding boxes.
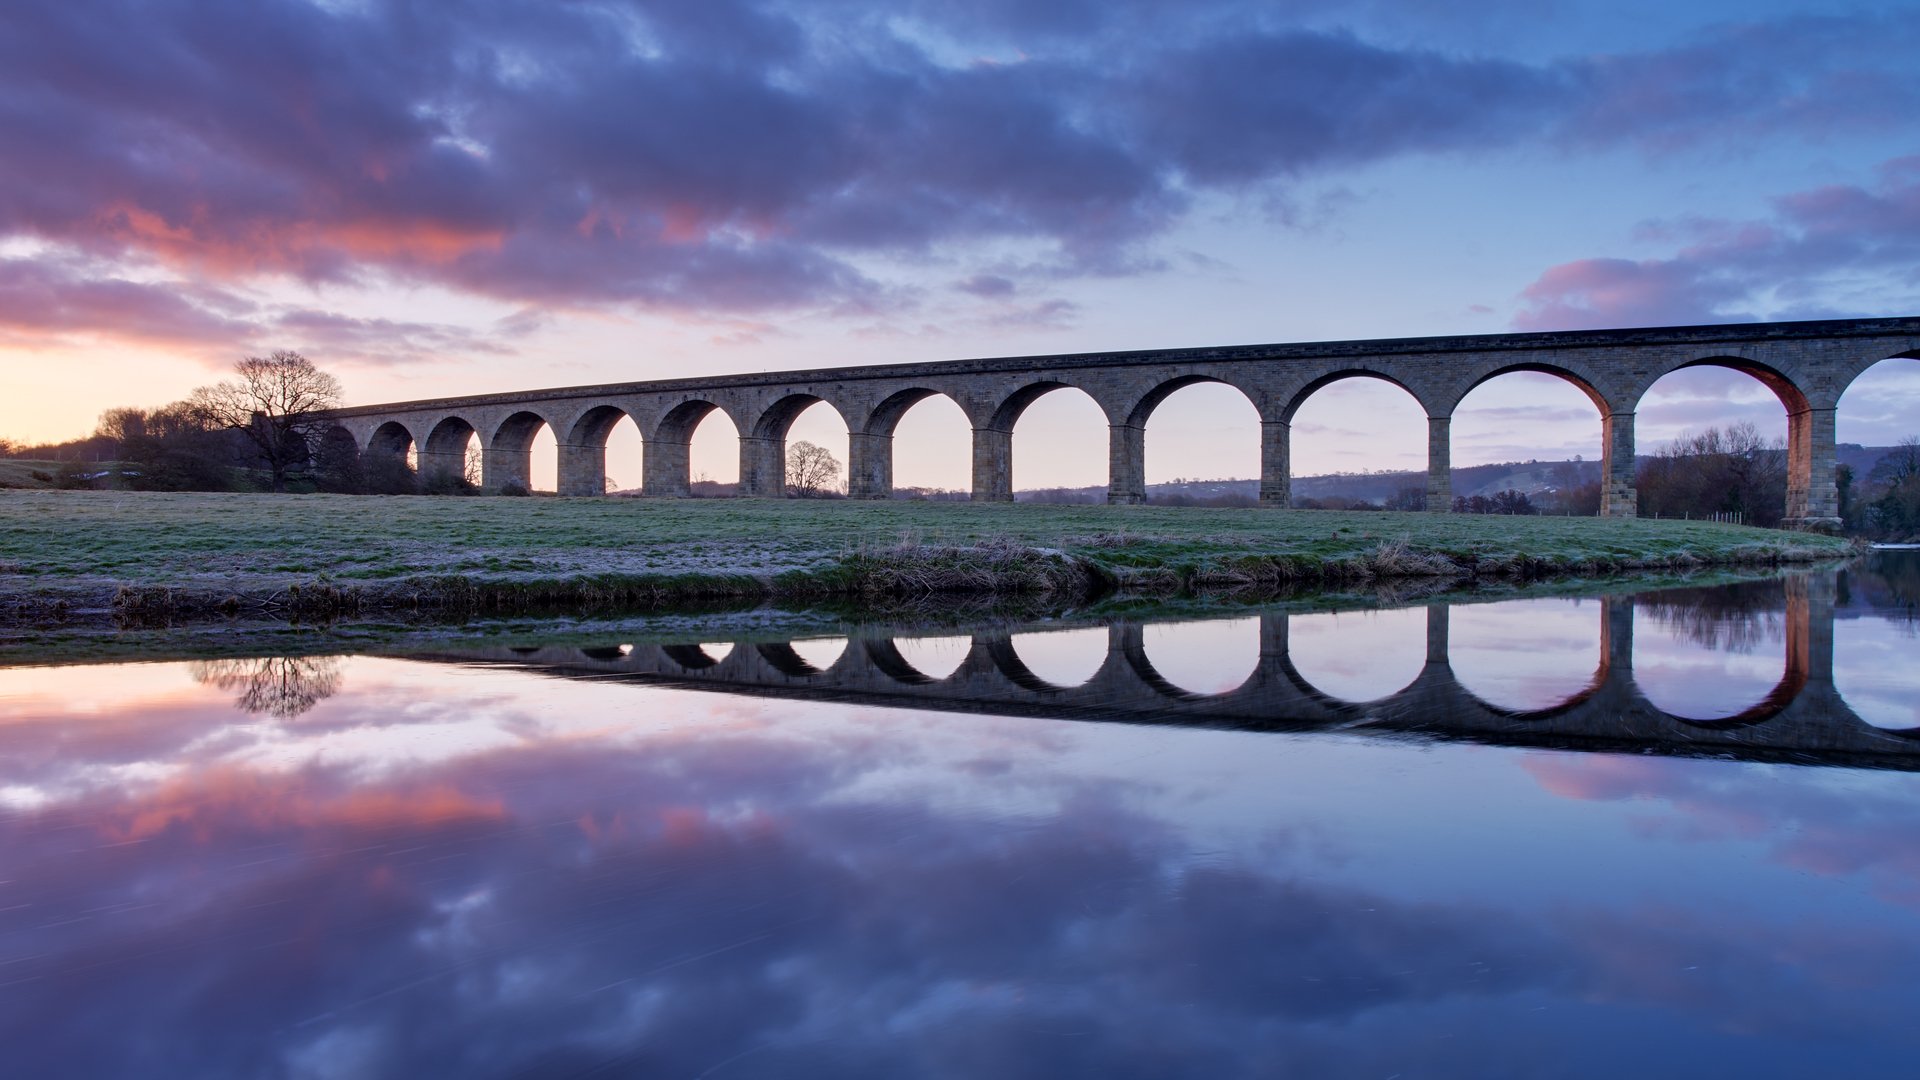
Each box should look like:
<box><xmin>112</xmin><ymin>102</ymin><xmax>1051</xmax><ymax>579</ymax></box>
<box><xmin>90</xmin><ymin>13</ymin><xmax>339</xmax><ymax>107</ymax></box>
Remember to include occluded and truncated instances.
<box><xmin>192</xmin><ymin>351</ymin><xmax>343</xmax><ymax>491</ymax></box>
<box><xmin>786</xmin><ymin>440</ymin><xmax>842</xmax><ymax>497</ymax></box>
<box><xmin>189</xmin><ymin>656</ymin><xmax>344</xmax><ymax>720</ymax></box>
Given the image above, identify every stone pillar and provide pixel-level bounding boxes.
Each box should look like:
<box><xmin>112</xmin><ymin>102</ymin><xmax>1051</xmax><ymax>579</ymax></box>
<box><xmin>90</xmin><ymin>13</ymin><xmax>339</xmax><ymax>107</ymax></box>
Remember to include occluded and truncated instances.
<box><xmin>1108</xmin><ymin>424</ymin><xmax>1146</xmax><ymax>505</ymax></box>
<box><xmin>737</xmin><ymin>435</ymin><xmax>784</xmax><ymax>498</ymax></box>
<box><xmin>1786</xmin><ymin>407</ymin><xmax>1841</xmax><ymax>531</ymax></box>
<box><xmin>417</xmin><ymin>449</ymin><xmax>466</xmax><ymax>484</ymax></box>
<box><xmin>557</xmin><ymin>443</ymin><xmax>604</xmax><ymax>497</ymax></box>
<box><xmin>1600</xmin><ymin>411</ymin><xmax>1637</xmax><ymax>517</ymax></box>
<box><xmin>480</xmin><ymin>447</ymin><xmax>530</xmax><ymax>492</ymax></box>
<box><xmin>643</xmin><ymin>437</ymin><xmax>691</xmax><ymax>497</ymax></box>
<box><xmin>1258</xmin><ymin>611</ymin><xmax>1289</xmax><ymax>659</ymax></box>
<box><xmin>1784</xmin><ymin>573</ymin><xmax>1836</xmax><ymax>686</ymax></box>
<box><xmin>1425</xmin><ymin>603</ymin><xmax>1450</xmax><ymax>666</ymax></box>
<box><xmin>1601</xmin><ymin>595</ymin><xmax>1633</xmax><ymax>677</ymax></box>
<box><xmin>847</xmin><ymin>432</ymin><xmax>892</xmax><ymax>499</ymax></box>
<box><xmin>1426</xmin><ymin>415</ymin><xmax>1452</xmax><ymax>512</ymax></box>
<box><xmin>972</xmin><ymin>427</ymin><xmax>1013</xmax><ymax>502</ymax></box>
<box><xmin>1259</xmin><ymin>421</ymin><xmax>1291</xmax><ymax>508</ymax></box>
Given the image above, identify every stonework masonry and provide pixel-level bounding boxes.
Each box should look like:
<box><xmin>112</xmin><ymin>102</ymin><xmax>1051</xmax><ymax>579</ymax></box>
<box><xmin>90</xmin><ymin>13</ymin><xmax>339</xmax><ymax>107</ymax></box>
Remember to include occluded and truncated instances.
<box><xmin>326</xmin><ymin>317</ymin><xmax>1920</xmax><ymax>529</ymax></box>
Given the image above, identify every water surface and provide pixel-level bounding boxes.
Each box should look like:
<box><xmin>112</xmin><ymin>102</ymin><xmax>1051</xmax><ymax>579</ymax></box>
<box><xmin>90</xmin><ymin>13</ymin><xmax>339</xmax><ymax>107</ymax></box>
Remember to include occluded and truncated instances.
<box><xmin>2</xmin><ymin>555</ymin><xmax>1917</xmax><ymax>1078</ymax></box>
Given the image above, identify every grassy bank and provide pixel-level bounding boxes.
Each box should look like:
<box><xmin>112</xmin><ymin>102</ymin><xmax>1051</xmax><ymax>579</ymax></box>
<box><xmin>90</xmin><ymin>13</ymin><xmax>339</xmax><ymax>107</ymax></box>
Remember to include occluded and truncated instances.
<box><xmin>0</xmin><ymin>490</ymin><xmax>1850</xmax><ymax>625</ymax></box>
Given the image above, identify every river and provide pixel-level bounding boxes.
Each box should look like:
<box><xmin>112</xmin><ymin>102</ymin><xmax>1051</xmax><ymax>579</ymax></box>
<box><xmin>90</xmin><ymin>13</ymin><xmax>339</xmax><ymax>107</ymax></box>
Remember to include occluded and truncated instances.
<box><xmin>2</xmin><ymin>553</ymin><xmax>1916</xmax><ymax>1078</ymax></box>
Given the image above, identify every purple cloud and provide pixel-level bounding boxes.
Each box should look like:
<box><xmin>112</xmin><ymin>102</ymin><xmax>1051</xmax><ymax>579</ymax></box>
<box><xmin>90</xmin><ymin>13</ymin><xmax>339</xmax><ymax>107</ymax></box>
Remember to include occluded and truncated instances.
<box><xmin>1</xmin><ymin>1</ymin><xmax>1916</xmax><ymax>326</ymax></box>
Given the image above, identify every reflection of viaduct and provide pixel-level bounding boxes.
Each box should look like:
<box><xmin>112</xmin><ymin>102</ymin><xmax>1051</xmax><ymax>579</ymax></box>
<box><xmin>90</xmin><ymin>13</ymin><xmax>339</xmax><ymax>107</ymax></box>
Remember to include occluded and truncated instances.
<box><xmin>329</xmin><ymin>318</ymin><xmax>1920</xmax><ymax>528</ymax></box>
<box><xmin>426</xmin><ymin>576</ymin><xmax>1920</xmax><ymax>769</ymax></box>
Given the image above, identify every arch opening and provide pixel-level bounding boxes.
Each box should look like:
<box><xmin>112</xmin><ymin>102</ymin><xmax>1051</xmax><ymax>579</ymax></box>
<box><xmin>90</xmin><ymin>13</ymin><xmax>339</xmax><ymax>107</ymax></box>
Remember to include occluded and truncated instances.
<box><xmin>489</xmin><ymin>411</ymin><xmax>560</xmax><ymax>493</ymax></box>
<box><xmin>1286</xmin><ymin>608</ymin><xmax>1426</xmax><ymax>703</ymax></box>
<box><xmin>871</xmin><ymin>390</ymin><xmax>971</xmax><ymax>498</ymax></box>
<box><xmin>1006</xmin><ymin>627</ymin><xmax>1108</xmax><ymax>689</ymax></box>
<box><xmin>764</xmin><ymin>397</ymin><xmax>849</xmax><ymax>498</ymax></box>
<box><xmin>422</xmin><ymin>416</ymin><xmax>479</xmax><ymax>491</ymax></box>
<box><xmin>788</xmin><ymin>636</ymin><xmax>849</xmax><ymax>673</ymax></box>
<box><xmin>655</xmin><ymin>401</ymin><xmax>740</xmax><ymax>496</ymax></box>
<box><xmin>1634</xmin><ymin>364</ymin><xmax>1795</xmax><ymax>527</ymax></box>
<box><xmin>1450</xmin><ymin>599</ymin><xmax>1604</xmax><ymax>715</ymax></box>
<box><xmin>1835</xmin><ymin>355</ymin><xmax>1920</xmax><ymax>535</ymax></box>
<box><xmin>663</xmin><ymin>641</ymin><xmax>736</xmax><ymax>669</ymax></box>
<box><xmin>1143</xmin><ymin>618</ymin><xmax>1261</xmax><ymax>696</ymax></box>
<box><xmin>1139</xmin><ymin>380</ymin><xmax>1260</xmax><ymax>506</ymax></box>
<box><xmin>1284</xmin><ymin>375</ymin><xmax>1427</xmax><ymax>510</ymax></box>
<box><xmin>1452</xmin><ymin>371</ymin><xmax>1606</xmax><ymax>516</ymax></box>
<box><xmin>889</xmin><ymin>635</ymin><xmax>971</xmax><ymax>681</ymax></box>
<box><xmin>999</xmin><ymin>384</ymin><xmax>1107</xmax><ymax>502</ymax></box>
<box><xmin>363</xmin><ymin>422</ymin><xmax>420</xmax><ymax>494</ymax></box>
<box><xmin>563</xmin><ymin>405</ymin><xmax>644</xmax><ymax>497</ymax></box>
<box><xmin>1633</xmin><ymin>594</ymin><xmax>1794</xmax><ymax>725</ymax></box>
<box><xmin>1834</xmin><ymin>614</ymin><xmax>1920</xmax><ymax>731</ymax></box>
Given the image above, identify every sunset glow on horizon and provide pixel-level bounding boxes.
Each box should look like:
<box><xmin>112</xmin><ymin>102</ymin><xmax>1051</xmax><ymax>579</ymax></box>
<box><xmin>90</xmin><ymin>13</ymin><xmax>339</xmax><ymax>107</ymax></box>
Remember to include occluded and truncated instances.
<box><xmin>3</xmin><ymin>0</ymin><xmax>1918</xmax><ymax>488</ymax></box>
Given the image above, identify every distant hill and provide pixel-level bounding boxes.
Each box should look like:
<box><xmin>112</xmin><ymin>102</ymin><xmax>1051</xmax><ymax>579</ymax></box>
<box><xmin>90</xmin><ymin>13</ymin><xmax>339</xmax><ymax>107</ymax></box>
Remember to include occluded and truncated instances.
<box><xmin>1007</xmin><ymin>444</ymin><xmax>1907</xmax><ymax>505</ymax></box>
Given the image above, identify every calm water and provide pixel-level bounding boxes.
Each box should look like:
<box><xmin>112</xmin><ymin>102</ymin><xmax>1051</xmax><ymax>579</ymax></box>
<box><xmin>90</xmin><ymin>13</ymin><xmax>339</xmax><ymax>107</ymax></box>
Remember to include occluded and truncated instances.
<box><xmin>2</xmin><ymin>555</ymin><xmax>1917</xmax><ymax>1078</ymax></box>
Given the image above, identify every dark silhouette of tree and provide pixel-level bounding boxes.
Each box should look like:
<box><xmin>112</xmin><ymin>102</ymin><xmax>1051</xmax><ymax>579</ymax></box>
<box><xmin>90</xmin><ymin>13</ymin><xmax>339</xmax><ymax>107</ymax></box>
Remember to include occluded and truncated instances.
<box><xmin>312</xmin><ymin>426</ymin><xmax>368</xmax><ymax>493</ymax></box>
<box><xmin>191</xmin><ymin>352</ymin><xmax>343</xmax><ymax>492</ymax></box>
<box><xmin>1636</xmin><ymin>422</ymin><xmax>1786</xmax><ymax>526</ymax></box>
<box><xmin>1866</xmin><ymin>436</ymin><xmax>1920</xmax><ymax>538</ymax></box>
<box><xmin>94</xmin><ymin>400</ymin><xmax>240</xmax><ymax>490</ymax></box>
<box><xmin>786</xmin><ymin>440</ymin><xmax>842</xmax><ymax>497</ymax></box>
<box><xmin>190</xmin><ymin>656</ymin><xmax>344</xmax><ymax>720</ymax></box>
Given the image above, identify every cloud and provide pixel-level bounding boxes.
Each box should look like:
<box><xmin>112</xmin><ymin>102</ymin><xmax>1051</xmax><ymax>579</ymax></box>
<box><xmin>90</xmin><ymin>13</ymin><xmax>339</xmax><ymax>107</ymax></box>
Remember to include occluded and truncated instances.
<box><xmin>0</xmin><ymin>252</ymin><xmax>519</xmax><ymax>369</ymax></box>
<box><xmin>3</xmin><ymin>1</ymin><xmax>1916</xmax><ymax>324</ymax></box>
<box><xmin>1516</xmin><ymin>156</ymin><xmax>1920</xmax><ymax>330</ymax></box>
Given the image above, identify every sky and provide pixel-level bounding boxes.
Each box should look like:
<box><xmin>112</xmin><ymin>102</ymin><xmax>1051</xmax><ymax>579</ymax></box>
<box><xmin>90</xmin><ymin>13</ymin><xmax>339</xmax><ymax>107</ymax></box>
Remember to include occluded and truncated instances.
<box><xmin>2</xmin><ymin>0</ymin><xmax>1918</xmax><ymax>490</ymax></box>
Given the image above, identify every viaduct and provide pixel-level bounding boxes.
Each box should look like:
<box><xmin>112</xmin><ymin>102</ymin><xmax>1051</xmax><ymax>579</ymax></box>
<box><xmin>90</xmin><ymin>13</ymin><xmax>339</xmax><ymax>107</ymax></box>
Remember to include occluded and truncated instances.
<box><xmin>420</xmin><ymin>574</ymin><xmax>1920</xmax><ymax>771</ymax></box>
<box><xmin>328</xmin><ymin>316</ymin><xmax>1920</xmax><ymax>529</ymax></box>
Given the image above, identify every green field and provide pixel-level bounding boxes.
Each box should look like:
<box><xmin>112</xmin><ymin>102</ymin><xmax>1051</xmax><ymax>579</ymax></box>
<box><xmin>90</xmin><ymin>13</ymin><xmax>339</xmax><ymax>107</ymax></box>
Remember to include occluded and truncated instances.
<box><xmin>0</xmin><ymin>490</ymin><xmax>1850</xmax><ymax>621</ymax></box>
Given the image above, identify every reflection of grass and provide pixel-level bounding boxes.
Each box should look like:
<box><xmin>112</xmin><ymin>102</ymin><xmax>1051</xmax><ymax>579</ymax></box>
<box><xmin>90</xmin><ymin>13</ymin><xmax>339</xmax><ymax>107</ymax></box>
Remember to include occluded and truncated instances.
<box><xmin>0</xmin><ymin>490</ymin><xmax>1850</xmax><ymax>625</ymax></box>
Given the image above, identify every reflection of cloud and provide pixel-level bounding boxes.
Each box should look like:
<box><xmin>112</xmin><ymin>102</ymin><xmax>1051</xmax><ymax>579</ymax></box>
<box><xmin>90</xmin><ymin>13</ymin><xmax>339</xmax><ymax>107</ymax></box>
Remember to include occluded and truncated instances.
<box><xmin>3</xmin><ymin>654</ymin><xmax>1920</xmax><ymax>1073</ymax></box>
<box><xmin>1525</xmin><ymin>753</ymin><xmax>1920</xmax><ymax>912</ymax></box>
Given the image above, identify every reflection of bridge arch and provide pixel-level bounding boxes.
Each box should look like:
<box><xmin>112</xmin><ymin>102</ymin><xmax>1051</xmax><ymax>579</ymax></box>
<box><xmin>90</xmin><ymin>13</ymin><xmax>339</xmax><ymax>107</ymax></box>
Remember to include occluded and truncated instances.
<box><xmin>1448</xmin><ymin>599</ymin><xmax>1608</xmax><ymax>721</ymax></box>
<box><xmin>422</xmin><ymin>575</ymin><xmax>1917</xmax><ymax>768</ymax></box>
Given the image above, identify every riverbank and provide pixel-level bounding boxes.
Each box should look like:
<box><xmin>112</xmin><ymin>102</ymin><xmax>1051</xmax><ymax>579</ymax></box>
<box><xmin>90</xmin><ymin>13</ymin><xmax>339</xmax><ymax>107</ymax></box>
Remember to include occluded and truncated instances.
<box><xmin>0</xmin><ymin>490</ymin><xmax>1851</xmax><ymax>627</ymax></box>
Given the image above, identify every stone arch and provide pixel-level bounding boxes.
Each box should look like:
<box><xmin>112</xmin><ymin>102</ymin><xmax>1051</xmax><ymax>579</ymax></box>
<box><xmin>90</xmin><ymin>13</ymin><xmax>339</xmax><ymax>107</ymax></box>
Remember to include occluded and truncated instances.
<box><xmin>421</xmin><ymin>416</ymin><xmax>478</xmax><ymax>483</ymax></box>
<box><xmin>1281</xmin><ymin>371</ymin><xmax>1432</xmax><ymax>509</ymax></box>
<box><xmin>1451</xmin><ymin>363</ymin><xmax>1611</xmax><ymax>416</ymax></box>
<box><xmin>853</xmin><ymin>388</ymin><xmax>972</xmax><ymax>498</ymax></box>
<box><xmin>1002</xmin><ymin>627</ymin><xmax>1110</xmax><ymax>690</ymax></box>
<box><xmin>1138</xmin><ymin>617</ymin><xmax>1263</xmax><ymax>696</ymax></box>
<box><xmin>559</xmin><ymin>404</ymin><xmax>640</xmax><ymax>497</ymax></box>
<box><xmin>1281</xmin><ymin>368</ymin><xmax>1433</xmax><ymax>424</ymax></box>
<box><xmin>1638</xmin><ymin>670</ymin><xmax>1805</xmax><ymax>730</ymax></box>
<box><xmin>1632</xmin><ymin>356</ymin><xmax>1812</xmax><ymax>526</ymax></box>
<box><xmin>987</xmin><ymin>379</ymin><xmax>1114</xmax><ymax>431</ymax></box>
<box><xmin>644</xmin><ymin>398</ymin><xmax>742</xmax><ymax>497</ymax></box>
<box><xmin>1120</xmin><ymin>377</ymin><xmax>1263</xmax><ymax>504</ymax></box>
<box><xmin>1122</xmin><ymin>374</ymin><xmax>1261</xmax><ymax>429</ymax></box>
<box><xmin>877</xmin><ymin>635</ymin><xmax>972</xmax><ymax>683</ymax></box>
<box><xmin>1447</xmin><ymin>598</ymin><xmax>1608</xmax><ymax>718</ymax></box>
<box><xmin>486</xmin><ymin>409</ymin><xmax>561</xmax><ymax>492</ymax></box>
<box><xmin>1281</xmin><ymin>608</ymin><xmax>1428</xmax><ymax>705</ymax></box>
<box><xmin>366</xmin><ymin>420</ymin><xmax>416</xmax><ymax>460</ymax></box>
<box><xmin>977</xmin><ymin>381</ymin><xmax>1111</xmax><ymax>502</ymax></box>
<box><xmin>1449</xmin><ymin>366</ymin><xmax>1612</xmax><ymax>515</ymax></box>
<box><xmin>745</xmin><ymin>394</ymin><xmax>852</xmax><ymax>498</ymax></box>
<box><xmin>1634</xmin><ymin>354</ymin><xmax>1812</xmax><ymax>415</ymax></box>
